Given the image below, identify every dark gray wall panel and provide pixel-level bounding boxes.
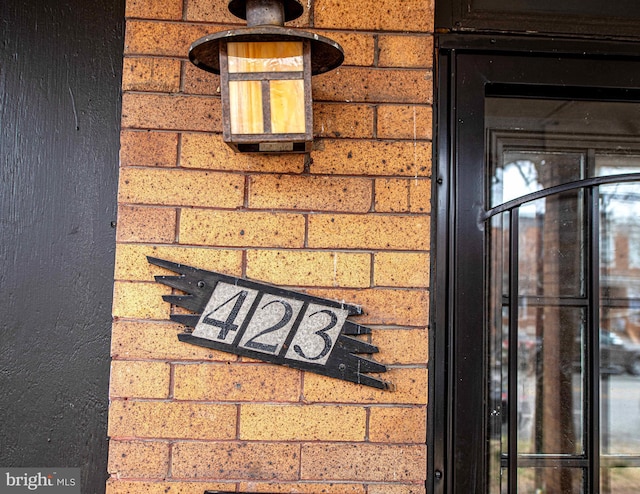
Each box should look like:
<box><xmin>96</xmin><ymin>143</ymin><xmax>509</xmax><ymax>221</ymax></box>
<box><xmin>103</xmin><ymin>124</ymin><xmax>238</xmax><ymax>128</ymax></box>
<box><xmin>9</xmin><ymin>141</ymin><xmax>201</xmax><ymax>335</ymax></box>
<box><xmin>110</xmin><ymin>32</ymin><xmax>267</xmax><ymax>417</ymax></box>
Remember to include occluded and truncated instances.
<box><xmin>0</xmin><ymin>1</ymin><xmax>123</xmax><ymax>493</ymax></box>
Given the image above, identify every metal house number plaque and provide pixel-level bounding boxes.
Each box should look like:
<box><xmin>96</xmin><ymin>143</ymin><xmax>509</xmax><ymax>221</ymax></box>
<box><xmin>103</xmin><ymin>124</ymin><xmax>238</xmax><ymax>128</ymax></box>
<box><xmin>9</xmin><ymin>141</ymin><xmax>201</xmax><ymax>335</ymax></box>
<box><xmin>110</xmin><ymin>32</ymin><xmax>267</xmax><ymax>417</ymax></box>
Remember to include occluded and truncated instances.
<box><xmin>149</xmin><ymin>257</ymin><xmax>390</xmax><ymax>389</ymax></box>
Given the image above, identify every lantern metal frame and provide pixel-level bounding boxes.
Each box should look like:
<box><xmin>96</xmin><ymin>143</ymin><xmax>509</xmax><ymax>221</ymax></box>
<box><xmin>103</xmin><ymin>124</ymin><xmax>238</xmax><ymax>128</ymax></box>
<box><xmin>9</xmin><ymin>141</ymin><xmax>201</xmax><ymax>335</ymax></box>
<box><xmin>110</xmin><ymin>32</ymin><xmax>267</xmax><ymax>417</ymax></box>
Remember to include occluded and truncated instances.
<box><xmin>188</xmin><ymin>0</ymin><xmax>344</xmax><ymax>153</ymax></box>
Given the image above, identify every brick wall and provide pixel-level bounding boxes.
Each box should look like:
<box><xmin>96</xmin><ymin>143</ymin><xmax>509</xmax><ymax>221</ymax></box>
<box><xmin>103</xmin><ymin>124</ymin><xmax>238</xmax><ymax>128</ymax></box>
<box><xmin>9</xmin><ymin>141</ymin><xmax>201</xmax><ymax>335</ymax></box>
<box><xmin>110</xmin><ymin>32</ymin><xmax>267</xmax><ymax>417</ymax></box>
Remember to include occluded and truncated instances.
<box><xmin>107</xmin><ymin>0</ymin><xmax>434</xmax><ymax>492</ymax></box>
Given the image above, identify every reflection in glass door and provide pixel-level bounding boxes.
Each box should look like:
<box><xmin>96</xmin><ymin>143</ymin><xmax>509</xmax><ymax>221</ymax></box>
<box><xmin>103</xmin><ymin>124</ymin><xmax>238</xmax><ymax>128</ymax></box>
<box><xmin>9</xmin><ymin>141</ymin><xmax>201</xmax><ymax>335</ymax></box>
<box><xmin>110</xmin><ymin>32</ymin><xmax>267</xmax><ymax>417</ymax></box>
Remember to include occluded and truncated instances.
<box><xmin>598</xmin><ymin>180</ymin><xmax>640</xmax><ymax>493</ymax></box>
<box><xmin>486</xmin><ymin>99</ymin><xmax>640</xmax><ymax>493</ymax></box>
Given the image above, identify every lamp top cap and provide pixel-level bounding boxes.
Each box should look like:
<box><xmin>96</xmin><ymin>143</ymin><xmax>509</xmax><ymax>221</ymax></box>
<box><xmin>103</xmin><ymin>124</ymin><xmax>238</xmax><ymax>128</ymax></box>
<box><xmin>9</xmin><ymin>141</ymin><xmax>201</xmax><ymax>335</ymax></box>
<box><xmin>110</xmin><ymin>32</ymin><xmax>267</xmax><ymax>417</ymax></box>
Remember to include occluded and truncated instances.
<box><xmin>228</xmin><ymin>0</ymin><xmax>304</xmax><ymax>23</ymax></box>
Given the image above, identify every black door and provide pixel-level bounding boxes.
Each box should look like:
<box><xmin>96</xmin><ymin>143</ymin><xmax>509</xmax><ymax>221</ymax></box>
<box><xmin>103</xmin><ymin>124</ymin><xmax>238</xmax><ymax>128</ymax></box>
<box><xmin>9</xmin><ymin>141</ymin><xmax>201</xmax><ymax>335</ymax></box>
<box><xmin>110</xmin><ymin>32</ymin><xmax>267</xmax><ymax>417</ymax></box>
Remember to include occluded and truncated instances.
<box><xmin>0</xmin><ymin>2</ymin><xmax>123</xmax><ymax>492</ymax></box>
<box><xmin>434</xmin><ymin>45</ymin><xmax>640</xmax><ymax>493</ymax></box>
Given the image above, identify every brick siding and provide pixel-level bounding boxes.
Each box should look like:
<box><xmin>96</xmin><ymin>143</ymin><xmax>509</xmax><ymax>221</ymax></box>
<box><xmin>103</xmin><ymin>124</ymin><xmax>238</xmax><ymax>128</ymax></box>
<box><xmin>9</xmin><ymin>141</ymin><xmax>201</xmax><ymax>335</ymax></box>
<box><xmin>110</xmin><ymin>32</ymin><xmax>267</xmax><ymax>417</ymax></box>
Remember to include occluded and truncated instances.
<box><xmin>108</xmin><ymin>0</ymin><xmax>434</xmax><ymax>492</ymax></box>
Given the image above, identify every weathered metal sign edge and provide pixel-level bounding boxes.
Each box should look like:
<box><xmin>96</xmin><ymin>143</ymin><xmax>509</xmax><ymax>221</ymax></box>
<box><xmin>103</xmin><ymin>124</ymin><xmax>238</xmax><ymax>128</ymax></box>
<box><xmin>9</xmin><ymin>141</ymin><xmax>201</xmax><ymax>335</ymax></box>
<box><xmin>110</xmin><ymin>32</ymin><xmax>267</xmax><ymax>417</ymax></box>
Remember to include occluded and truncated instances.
<box><xmin>148</xmin><ymin>257</ymin><xmax>391</xmax><ymax>390</ymax></box>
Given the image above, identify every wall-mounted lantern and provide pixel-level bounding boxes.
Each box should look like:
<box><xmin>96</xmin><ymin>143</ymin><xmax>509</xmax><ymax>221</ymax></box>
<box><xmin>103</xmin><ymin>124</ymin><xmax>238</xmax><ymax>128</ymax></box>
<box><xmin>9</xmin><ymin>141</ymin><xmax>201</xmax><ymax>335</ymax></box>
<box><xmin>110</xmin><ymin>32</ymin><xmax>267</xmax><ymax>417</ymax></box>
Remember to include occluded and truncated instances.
<box><xmin>189</xmin><ymin>0</ymin><xmax>344</xmax><ymax>153</ymax></box>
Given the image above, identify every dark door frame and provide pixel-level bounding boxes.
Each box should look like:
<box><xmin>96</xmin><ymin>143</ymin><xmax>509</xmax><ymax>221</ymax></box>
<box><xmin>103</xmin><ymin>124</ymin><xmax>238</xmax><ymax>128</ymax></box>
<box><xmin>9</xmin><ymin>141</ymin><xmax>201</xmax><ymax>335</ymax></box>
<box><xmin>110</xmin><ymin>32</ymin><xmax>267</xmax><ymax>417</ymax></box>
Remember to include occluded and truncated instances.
<box><xmin>430</xmin><ymin>35</ymin><xmax>640</xmax><ymax>494</ymax></box>
<box><xmin>435</xmin><ymin>0</ymin><xmax>640</xmax><ymax>39</ymax></box>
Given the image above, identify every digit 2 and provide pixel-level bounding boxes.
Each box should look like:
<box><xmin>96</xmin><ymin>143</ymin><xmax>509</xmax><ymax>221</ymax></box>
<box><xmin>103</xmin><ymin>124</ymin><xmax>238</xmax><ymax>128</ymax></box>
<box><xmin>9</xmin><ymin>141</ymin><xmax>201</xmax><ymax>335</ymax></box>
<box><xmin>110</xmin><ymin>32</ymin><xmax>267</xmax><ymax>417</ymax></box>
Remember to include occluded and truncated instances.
<box><xmin>243</xmin><ymin>299</ymin><xmax>293</xmax><ymax>353</ymax></box>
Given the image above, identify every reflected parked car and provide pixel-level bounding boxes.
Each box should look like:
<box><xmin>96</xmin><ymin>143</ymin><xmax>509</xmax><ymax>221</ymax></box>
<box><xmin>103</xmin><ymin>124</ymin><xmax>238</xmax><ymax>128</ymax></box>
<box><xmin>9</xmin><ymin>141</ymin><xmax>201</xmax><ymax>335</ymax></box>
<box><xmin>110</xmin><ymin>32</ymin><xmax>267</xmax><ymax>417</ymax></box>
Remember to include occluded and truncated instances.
<box><xmin>599</xmin><ymin>331</ymin><xmax>640</xmax><ymax>376</ymax></box>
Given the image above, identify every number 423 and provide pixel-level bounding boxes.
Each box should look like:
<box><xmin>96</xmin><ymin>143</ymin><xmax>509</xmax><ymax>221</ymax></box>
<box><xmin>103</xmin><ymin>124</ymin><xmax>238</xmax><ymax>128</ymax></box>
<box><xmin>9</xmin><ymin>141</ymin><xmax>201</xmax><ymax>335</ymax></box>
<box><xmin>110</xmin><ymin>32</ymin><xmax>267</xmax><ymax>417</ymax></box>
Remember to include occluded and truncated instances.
<box><xmin>192</xmin><ymin>282</ymin><xmax>349</xmax><ymax>366</ymax></box>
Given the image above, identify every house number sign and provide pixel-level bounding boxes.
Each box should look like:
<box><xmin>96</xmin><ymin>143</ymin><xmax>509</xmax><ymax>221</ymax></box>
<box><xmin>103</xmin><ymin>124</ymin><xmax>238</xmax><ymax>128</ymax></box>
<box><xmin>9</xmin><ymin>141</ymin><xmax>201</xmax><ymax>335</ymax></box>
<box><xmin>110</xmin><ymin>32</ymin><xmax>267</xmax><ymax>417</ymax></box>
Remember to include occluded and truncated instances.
<box><xmin>148</xmin><ymin>257</ymin><xmax>390</xmax><ymax>389</ymax></box>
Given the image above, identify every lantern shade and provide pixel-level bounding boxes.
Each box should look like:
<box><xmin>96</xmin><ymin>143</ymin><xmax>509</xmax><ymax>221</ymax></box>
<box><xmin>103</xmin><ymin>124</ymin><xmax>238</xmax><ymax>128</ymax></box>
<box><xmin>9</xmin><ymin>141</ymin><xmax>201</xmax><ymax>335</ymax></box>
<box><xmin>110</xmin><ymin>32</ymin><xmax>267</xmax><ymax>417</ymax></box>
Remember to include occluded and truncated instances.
<box><xmin>187</xmin><ymin>0</ymin><xmax>343</xmax><ymax>153</ymax></box>
<box><xmin>189</xmin><ymin>27</ymin><xmax>344</xmax><ymax>76</ymax></box>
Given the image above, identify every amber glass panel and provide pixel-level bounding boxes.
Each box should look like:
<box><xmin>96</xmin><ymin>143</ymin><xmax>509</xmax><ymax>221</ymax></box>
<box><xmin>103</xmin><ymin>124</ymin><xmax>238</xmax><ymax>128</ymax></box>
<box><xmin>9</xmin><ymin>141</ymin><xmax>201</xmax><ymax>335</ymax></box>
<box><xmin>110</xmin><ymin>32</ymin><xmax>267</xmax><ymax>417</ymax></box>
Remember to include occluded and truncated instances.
<box><xmin>229</xmin><ymin>80</ymin><xmax>263</xmax><ymax>134</ymax></box>
<box><xmin>270</xmin><ymin>79</ymin><xmax>305</xmax><ymax>134</ymax></box>
<box><xmin>228</xmin><ymin>41</ymin><xmax>303</xmax><ymax>73</ymax></box>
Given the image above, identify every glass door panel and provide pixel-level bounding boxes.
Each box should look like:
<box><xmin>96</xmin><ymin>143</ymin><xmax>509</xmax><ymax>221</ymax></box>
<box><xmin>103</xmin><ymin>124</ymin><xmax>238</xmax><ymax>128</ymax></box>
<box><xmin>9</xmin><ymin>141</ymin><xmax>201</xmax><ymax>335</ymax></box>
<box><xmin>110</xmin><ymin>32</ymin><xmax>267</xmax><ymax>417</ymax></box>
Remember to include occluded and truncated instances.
<box><xmin>600</xmin><ymin>181</ymin><xmax>640</xmax><ymax>466</ymax></box>
<box><xmin>486</xmin><ymin>97</ymin><xmax>640</xmax><ymax>493</ymax></box>
<box><xmin>518</xmin><ymin>468</ymin><xmax>584</xmax><ymax>493</ymax></box>
<box><xmin>601</xmin><ymin>468</ymin><xmax>640</xmax><ymax>493</ymax></box>
<box><xmin>439</xmin><ymin>51</ymin><xmax>640</xmax><ymax>494</ymax></box>
<box><xmin>515</xmin><ymin>195</ymin><xmax>586</xmax><ymax>457</ymax></box>
<box><xmin>488</xmin><ymin>211</ymin><xmax>509</xmax><ymax>493</ymax></box>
